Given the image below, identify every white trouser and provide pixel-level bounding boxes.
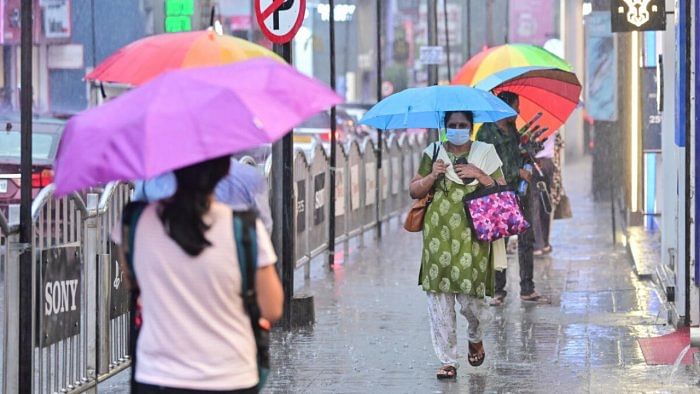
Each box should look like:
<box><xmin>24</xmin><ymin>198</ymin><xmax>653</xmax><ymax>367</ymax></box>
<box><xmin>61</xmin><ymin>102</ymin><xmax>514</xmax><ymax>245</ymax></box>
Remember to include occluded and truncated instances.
<box><xmin>426</xmin><ymin>292</ymin><xmax>491</xmax><ymax>367</ymax></box>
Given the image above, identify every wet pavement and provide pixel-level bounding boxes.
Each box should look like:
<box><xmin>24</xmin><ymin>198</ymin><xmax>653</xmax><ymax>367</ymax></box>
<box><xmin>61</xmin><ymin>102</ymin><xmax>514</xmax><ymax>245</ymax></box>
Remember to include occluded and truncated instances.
<box><xmin>263</xmin><ymin>157</ymin><xmax>700</xmax><ymax>393</ymax></box>
<box><xmin>100</xmin><ymin>157</ymin><xmax>700</xmax><ymax>393</ymax></box>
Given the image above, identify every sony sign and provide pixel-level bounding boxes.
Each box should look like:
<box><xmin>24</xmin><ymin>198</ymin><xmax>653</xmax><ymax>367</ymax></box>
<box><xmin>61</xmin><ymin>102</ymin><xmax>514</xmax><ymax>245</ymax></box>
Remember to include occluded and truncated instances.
<box><xmin>44</xmin><ymin>279</ymin><xmax>79</xmax><ymax>315</ymax></box>
<box><xmin>611</xmin><ymin>0</ymin><xmax>666</xmax><ymax>32</ymax></box>
<box><xmin>39</xmin><ymin>247</ymin><xmax>81</xmax><ymax>347</ymax></box>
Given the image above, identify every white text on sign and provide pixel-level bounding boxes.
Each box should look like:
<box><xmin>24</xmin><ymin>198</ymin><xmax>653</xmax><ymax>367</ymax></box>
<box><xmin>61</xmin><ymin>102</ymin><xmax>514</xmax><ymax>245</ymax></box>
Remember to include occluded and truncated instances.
<box><xmin>44</xmin><ymin>279</ymin><xmax>79</xmax><ymax>316</ymax></box>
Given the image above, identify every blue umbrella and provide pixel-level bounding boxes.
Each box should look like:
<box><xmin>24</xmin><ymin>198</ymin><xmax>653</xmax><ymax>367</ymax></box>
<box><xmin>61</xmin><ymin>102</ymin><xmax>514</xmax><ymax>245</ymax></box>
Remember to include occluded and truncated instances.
<box><xmin>359</xmin><ymin>85</ymin><xmax>517</xmax><ymax>130</ymax></box>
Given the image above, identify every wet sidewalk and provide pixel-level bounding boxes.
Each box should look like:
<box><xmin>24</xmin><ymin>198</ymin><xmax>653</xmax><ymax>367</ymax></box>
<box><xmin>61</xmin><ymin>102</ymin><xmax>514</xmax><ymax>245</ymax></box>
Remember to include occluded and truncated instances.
<box><xmin>99</xmin><ymin>157</ymin><xmax>700</xmax><ymax>393</ymax></box>
<box><xmin>263</xmin><ymin>157</ymin><xmax>700</xmax><ymax>393</ymax></box>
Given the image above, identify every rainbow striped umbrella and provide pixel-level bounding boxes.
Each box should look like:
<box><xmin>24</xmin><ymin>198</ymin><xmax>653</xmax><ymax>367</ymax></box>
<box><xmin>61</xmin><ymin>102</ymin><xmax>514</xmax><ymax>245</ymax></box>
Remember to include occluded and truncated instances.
<box><xmin>474</xmin><ymin>66</ymin><xmax>582</xmax><ymax>137</ymax></box>
<box><xmin>86</xmin><ymin>30</ymin><xmax>283</xmax><ymax>86</ymax></box>
<box><xmin>453</xmin><ymin>44</ymin><xmax>572</xmax><ymax>87</ymax></box>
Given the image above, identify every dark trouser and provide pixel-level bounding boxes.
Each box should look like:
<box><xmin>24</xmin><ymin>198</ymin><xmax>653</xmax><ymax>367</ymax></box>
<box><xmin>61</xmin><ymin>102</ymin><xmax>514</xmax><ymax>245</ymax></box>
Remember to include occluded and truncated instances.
<box><xmin>134</xmin><ymin>383</ymin><xmax>257</xmax><ymax>394</ymax></box>
<box><xmin>532</xmin><ymin>158</ymin><xmax>555</xmax><ymax>250</ymax></box>
<box><xmin>494</xmin><ymin>189</ymin><xmax>536</xmax><ymax>297</ymax></box>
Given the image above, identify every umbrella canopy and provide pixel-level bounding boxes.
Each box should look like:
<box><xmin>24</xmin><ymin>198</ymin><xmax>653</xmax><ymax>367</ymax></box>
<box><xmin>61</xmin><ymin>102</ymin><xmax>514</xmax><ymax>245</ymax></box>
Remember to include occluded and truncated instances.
<box><xmin>475</xmin><ymin>66</ymin><xmax>582</xmax><ymax>138</ymax></box>
<box><xmin>54</xmin><ymin>59</ymin><xmax>342</xmax><ymax>196</ymax></box>
<box><xmin>86</xmin><ymin>30</ymin><xmax>283</xmax><ymax>86</ymax></box>
<box><xmin>452</xmin><ymin>44</ymin><xmax>572</xmax><ymax>87</ymax></box>
<box><xmin>359</xmin><ymin>85</ymin><xmax>517</xmax><ymax>130</ymax></box>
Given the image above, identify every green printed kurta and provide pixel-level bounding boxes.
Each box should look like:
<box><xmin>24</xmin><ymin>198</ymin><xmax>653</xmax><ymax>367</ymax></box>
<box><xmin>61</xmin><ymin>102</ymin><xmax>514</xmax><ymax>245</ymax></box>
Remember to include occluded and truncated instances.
<box><xmin>418</xmin><ymin>150</ymin><xmax>503</xmax><ymax>298</ymax></box>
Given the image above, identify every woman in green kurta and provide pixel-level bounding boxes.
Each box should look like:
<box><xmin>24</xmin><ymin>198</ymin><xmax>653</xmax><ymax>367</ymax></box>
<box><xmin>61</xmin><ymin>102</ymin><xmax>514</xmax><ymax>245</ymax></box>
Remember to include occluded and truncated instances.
<box><xmin>409</xmin><ymin>111</ymin><xmax>505</xmax><ymax>379</ymax></box>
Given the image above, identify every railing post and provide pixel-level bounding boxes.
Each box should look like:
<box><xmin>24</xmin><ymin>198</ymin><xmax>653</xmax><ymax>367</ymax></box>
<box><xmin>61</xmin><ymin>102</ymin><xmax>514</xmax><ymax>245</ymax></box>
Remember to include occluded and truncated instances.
<box><xmin>96</xmin><ymin>252</ymin><xmax>111</xmax><ymax>377</ymax></box>
<box><xmin>84</xmin><ymin>194</ymin><xmax>99</xmax><ymax>390</ymax></box>
<box><xmin>3</xmin><ymin>206</ymin><xmax>21</xmax><ymax>393</ymax></box>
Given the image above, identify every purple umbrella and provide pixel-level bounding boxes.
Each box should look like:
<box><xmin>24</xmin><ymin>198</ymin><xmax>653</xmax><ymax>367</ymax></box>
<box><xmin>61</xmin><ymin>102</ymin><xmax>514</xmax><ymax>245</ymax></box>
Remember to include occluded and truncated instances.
<box><xmin>54</xmin><ymin>58</ymin><xmax>343</xmax><ymax>196</ymax></box>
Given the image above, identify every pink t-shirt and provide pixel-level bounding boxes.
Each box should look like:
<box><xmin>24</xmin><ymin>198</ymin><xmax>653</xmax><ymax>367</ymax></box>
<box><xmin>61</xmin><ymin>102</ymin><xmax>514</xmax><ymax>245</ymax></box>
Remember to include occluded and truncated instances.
<box><xmin>114</xmin><ymin>202</ymin><xmax>276</xmax><ymax>390</ymax></box>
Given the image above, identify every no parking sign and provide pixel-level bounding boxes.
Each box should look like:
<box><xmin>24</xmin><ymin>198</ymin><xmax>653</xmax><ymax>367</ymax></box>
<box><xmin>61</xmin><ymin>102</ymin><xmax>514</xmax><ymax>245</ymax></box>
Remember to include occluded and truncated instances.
<box><xmin>255</xmin><ymin>0</ymin><xmax>306</xmax><ymax>44</ymax></box>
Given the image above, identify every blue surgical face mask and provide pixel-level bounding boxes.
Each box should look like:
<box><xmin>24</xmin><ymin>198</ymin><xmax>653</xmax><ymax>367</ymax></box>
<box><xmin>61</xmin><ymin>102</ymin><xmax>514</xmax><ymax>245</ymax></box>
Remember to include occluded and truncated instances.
<box><xmin>445</xmin><ymin>128</ymin><xmax>471</xmax><ymax>146</ymax></box>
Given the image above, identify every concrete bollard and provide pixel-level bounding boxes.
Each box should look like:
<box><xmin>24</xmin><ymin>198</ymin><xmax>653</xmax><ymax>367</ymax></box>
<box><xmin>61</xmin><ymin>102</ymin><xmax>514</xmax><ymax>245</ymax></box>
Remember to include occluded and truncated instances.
<box><xmin>291</xmin><ymin>294</ymin><xmax>315</xmax><ymax>328</ymax></box>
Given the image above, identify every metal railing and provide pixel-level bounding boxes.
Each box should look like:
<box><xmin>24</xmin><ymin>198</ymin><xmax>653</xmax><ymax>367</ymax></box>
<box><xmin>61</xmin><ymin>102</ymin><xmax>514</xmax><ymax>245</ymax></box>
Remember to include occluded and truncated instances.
<box><xmin>31</xmin><ymin>186</ymin><xmax>92</xmax><ymax>393</ymax></box>
<box><xmin>0</xmin><ymin>134</ymin><xmax>426</xmax><ymax>392</ymax></box>
<box><xmin>0</xmin><ymin>183</ymin><xmax>132</xmax><ymax>393</ymax></box>
<box><xmin>290</xmin><ymin>134</ymin><xmax>426</xmax><ymax>274</ymax></box>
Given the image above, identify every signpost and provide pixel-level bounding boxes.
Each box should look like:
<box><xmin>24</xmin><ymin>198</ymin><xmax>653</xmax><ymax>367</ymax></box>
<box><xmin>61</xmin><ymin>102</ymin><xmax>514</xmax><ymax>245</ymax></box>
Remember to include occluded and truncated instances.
<box><xmin>255</xmin><ymin>0</ymin><xmax>305</xmax><ymax>329</ymax></box>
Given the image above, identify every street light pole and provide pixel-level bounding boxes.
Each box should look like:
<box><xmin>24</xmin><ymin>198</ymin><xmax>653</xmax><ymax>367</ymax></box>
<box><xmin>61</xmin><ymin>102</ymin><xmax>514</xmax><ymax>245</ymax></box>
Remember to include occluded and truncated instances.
<box><xmin>19</xmin><ymin>0</ymin><xmax>34</xmax><ymax>391</ymax></box>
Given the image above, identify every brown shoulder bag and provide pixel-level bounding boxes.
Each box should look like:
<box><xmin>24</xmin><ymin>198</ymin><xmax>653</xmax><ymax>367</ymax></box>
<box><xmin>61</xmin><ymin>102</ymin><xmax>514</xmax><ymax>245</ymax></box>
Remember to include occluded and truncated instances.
<box><xmin>404</xmin><ymin>143</ymin><xmax>439</xmax><ymax>232</ymax></box>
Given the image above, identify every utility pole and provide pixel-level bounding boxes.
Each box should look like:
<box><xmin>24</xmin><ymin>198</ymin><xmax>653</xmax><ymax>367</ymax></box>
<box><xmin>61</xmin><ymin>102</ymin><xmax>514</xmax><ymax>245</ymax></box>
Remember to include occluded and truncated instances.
<box><xmin>442</xmin><ymin>0</ymin><xmax>451</xmax><ymax>81</ymax></box>
<box><xmin>376</xmin><ymin>0</ymin><xmax>383</xmax><ymax>238</ymax></box>
<box><xmin>328</xmin><ymin>0</ymin><xmax>338</xmax><ymax>265</ymax></box>
<box><xmin>19</xmin><ymin>0</ymin><xmax>34</xmax><ymax>391</ymax></box>
<box><xmin>427</xmin><ymin>0</ymin><xmax>438</xmax><ymax>86</ymax></box>
<box><xmin>427</xmin><ymin>0</ymin><xmax>439</xmax><ymax>142</ymax></box>
<box><xmin>466</xmin><ymin>0</ymin><xmax>471</xmax><ymax>58</ymax></box>
<box><xmin>486</xmin><ymin>0</ymin><xmax>493</xmax><ymax>47</ymax></box>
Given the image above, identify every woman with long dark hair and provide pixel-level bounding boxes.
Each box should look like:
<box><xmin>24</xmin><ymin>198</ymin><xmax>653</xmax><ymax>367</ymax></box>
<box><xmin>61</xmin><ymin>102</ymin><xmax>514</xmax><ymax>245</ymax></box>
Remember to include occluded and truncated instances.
<box><xmin>116</xmin><ymin>156</ymin><xmax>283</xmax><ymax>393</ymax></box>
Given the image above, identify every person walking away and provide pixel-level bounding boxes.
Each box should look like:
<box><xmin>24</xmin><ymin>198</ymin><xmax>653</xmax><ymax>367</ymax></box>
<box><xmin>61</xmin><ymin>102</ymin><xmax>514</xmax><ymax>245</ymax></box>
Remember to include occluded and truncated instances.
<box><xmin>410</xmin><ymin>111</ymin><xmax>507</xmax><ymax>379</ymax></box>
<box><xmin>133</xmin><ymin>158</ymin><xmax>273</xmax><ymax>233</ymax></box>
<box><xmin>115</xmin><ymin>156</ymin><xmax>283</xmax><ymax>393</ymax></box>
<box><xmin>476</xmin><ymin>91</ymin><xmax>549</xmax><ymax>306</ymax></box>
<box><xmin>532</xmin><ymin>134</ymin><xmax>556</xmax><ymax>256</ymax></box>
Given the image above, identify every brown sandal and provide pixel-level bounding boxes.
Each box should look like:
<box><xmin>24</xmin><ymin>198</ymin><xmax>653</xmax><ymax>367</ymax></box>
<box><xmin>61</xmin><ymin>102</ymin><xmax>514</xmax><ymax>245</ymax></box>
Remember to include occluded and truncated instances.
<box><xmin>468</xmin><ymin>341</ymin><xmax>485</xmax><ymax>367</ymax></box>
<box><xmin>436</xmin><ymin>365</ymin><xmax>457</xmax><ymax>379</ymax></box>
<box><xmin>520</xmin><ymin>292</ymin><xmax>551</xmax><ymax>304</ymax></box>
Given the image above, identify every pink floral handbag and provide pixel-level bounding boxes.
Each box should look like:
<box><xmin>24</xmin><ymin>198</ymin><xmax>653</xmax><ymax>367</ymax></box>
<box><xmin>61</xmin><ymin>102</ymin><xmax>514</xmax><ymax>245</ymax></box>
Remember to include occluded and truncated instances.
<box><xmin>463</xmin><ymin>185</ymin><xmax>530</xmax><ymax>242</ymax></box>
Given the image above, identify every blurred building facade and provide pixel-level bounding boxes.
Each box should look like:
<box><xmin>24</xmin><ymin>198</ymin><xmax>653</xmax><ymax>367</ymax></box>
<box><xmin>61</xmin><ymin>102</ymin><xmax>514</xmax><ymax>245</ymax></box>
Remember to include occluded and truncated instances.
<box><xmin>218</xmin><ymin>0</ymin><xmax>534</xmax><ymax>103</ymax></box>
<box><xmin>582</xmin><ymin>0</ymin><xmax>699</xmax><ymax>328</ymax></box>
<box><xmin>0</xmin><ymin>0</ymin><xmax>220</xmax><ymax>115</ymax></box>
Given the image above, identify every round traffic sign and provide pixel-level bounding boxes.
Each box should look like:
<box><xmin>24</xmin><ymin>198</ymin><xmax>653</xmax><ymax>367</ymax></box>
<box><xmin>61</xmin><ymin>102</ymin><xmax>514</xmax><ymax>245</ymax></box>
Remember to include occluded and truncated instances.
<box><xmin>255</xmin><ymin>0</ymin><xmax>306</xmax><ymax>44</ymax></box>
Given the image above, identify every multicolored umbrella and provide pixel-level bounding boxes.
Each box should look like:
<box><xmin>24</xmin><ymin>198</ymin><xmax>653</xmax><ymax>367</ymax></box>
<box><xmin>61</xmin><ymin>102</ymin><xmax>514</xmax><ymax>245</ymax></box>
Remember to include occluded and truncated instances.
<box><xmin>452</xmin><ymin>44</ymin><xmax>573</xmax><ymax>87</ymax></box>
<box><xmin>55</xmin><ymin>59</ymin><xmax>342</xmax><ymax>196</ymax></box>
<box><xmin>86</xmin><ymin>30</ymin><xmax>283</xmax><ymax>86</ymax></box>
<box><xmin>474</xmin><ymin>66</ymin><xmax>582</xmax><ymax>138</ymax></box>
<box><xmin>359</xmin><ymin>85</ymin><xmax>517</xmax><ymax>130</ymax></box>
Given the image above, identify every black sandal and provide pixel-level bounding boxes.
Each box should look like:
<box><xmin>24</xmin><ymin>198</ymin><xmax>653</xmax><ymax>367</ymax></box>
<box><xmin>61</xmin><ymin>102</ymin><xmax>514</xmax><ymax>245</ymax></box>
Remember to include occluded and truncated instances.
<box><xmin>468</xmin><ymin>341</ymin><xmax>485</xmax><ymax>367</ymax></box>
<box><xmin>436</xmin><ymin>365</ymin><xmax>457</xmax><ymax>379</ymax></box>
